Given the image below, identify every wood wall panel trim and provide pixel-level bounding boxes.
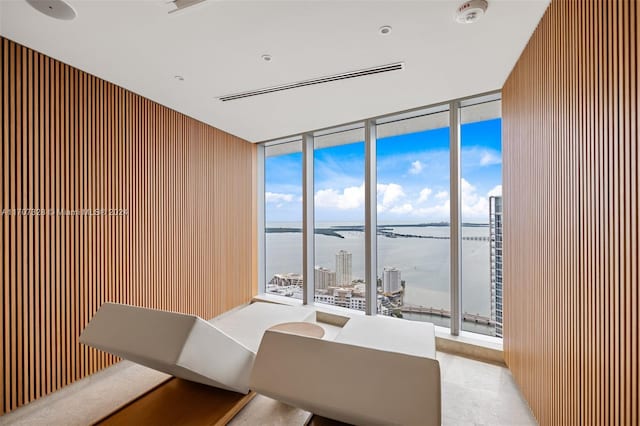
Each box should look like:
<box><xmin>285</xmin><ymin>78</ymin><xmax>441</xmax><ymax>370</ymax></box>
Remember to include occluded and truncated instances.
<box><xmin>1</xmin><ymin>37</ymin><xmax>7</xmax><ymax>413</ymax></box>
<box><xmin>503</xmin><ymin>1</ymin><xmax>638</xmax><ymax>424</ymax></box>
<box><xmin>0</xmin><ymin>37</ymin><xmax>256</xmax><ymax>415</ymax></box>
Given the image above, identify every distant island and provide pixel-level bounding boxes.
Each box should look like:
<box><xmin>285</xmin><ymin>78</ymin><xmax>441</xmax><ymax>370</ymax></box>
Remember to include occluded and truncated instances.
<box><xmin>266</xmin><ymin>223</ymin><xmax>490</xmax><ymax>240</ymax></box>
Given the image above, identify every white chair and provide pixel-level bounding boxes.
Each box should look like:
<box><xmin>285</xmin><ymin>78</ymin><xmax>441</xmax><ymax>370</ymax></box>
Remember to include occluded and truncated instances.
<box><xmin>79</xmin><ymin>302</ymin><xmax>315</xmax><ymax>394</ymax></box>
<box><xmin>250</xmin><ymin>315</ymin><xmax>441</xmax><ymax>426</ymax></box>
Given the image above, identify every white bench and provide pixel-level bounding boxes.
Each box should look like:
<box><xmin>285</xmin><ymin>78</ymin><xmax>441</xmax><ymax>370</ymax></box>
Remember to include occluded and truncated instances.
<box><xmin>251</xmin><ymin>314</ymin><xmax>440</xmax><ymax>426</ymax></box>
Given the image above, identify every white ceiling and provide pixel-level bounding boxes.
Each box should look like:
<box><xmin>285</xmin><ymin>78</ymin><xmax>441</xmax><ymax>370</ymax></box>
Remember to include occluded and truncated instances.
<box><xmin>0</xmin><ymin>0</ymin><xmax>549</xmax><ymax>143</ymax></box>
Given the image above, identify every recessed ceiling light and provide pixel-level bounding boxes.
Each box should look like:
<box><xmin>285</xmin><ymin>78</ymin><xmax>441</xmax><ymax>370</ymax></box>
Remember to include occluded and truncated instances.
<box><xmin>261</xmin><ymin>54</ymin><xmax>273</xmax><ymax>62</ymax></box>
<box><xmin>379</xmin><ymin>25</ymin><xmax>392</xmax><ymax>35</ymax></box>
<box><xmin>174</xmin><ymin>75</ymin><xmax>184</xmax><ymax>81</ymax></box>
<box><xmin>455</xmin><ymin>0</ymin><xmax>488</xmax><ymax>24</ymax></box>
<box><xmin>26</xmin><ymin>0</ymin><xmax>77</xmax><ymax>20</ymax></box>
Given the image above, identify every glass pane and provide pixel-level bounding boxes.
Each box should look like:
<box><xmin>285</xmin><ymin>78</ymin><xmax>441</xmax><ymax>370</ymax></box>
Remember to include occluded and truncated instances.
<box><xmin>460</xmin><ymin>98</ymin><xmax>502</xmax><ymax>336</ymax></box>
<box><xmin>313</xmin><ymin>125</ymin><xmax>366</xmax><ymax>311</ymax></box>
<box><xmin>376</xmin><ymin>108</ymin><xmax>451</xmax><ymax>326</ymax></box>
<box><xmin>264</xmin><ymin>140</ymin><xmax>303</xmax><ymax>299</ymax></box>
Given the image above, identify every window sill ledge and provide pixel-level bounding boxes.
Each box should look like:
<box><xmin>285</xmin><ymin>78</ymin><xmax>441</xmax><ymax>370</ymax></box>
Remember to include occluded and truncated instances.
<box><xmin>434</xmin><ymin>326</ymin><xmax>504</xmax><ymax>365</ymax></box>
<box><xmin>252</xmin><ymin>293</ymin><xmax>504</xmax><ymax>365</ymax></box>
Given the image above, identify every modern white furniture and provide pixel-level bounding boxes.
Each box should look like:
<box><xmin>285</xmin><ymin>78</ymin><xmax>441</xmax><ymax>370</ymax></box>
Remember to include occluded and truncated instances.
<box><xmin>81</xmin><ymin>302</ymin><xmax>440</xmax><ymax>425</ymax></box>
<box><xmin>268</xmin><ymin>321</ymin><xmax>326</xmax><ymax>338</ymax></box>
<box><xmin>251</xmin><ymin>314</ymin><xmax>440</xmax><ymax>426</ymax></box>
<box><xmin>79</xmin><ymin>302</ymin><xmax>315</xmax><ymax>394</ymax></box>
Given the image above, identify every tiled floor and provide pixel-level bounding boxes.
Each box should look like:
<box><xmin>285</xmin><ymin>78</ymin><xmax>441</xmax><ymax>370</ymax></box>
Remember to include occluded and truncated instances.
<box><xmin>230</xmin><ymin>352</ymin><xmax>537</xmax><ymax>426</ymax></box>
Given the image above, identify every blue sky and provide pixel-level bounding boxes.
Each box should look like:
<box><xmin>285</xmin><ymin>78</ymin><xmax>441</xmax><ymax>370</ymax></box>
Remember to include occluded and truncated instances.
<box><xmin>265</xmin><ymin>118</ymin><xmax>501</xmax><ymax>223</ymax></box>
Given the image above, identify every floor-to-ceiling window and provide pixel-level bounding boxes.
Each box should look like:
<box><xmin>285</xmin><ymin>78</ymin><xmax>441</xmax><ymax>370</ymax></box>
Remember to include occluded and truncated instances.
<box><xmin>264</xmin><ymin>139</ymin><xmax>303</xmax><ymax>299</ymax></box>
<box><xmin>376</xmin><ymin>106</ymin><xmax>451</xmax><ymax>326</ymax></box>
<box><xmin>313</xmin><ymin>125</ymin><xmax>366</xmax><ymax>310</ymax></box>
<box><xmin>260</xmin><ymin>92</ymin><xmax>502</xmax><ymax>338</ymax></box>
<box><xmin>459</xmin><ymin>98</ymin><xmax>502</xmax><ymax>336</ymax></box>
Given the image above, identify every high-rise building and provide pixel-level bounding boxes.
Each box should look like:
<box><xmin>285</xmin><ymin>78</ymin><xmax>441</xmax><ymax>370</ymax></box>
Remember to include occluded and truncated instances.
<box><xmin>335</xmin><ymin>250</ymin><xmax>352</xmax><ymax>286</ymax></box>
<box><xmin>382</xmin><ymin>267</ymin><xmax>401</xmax><ymax>294</ymax></box>
<box><xmin>314</xmin><ymin>266</ymin><xmax>336</xmax><ymax>290</ymax></box>
<box><xmin>489</xmin><ymin>196</ymin><xmax>503</xmax><ymax>338</ymax></box>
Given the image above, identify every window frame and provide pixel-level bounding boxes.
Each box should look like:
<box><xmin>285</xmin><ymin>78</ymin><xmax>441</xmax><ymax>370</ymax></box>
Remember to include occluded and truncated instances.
<box><xmin>258</xmin><ymin>90</ymin><xmax>501</xmax><ymax>337</ymax></box>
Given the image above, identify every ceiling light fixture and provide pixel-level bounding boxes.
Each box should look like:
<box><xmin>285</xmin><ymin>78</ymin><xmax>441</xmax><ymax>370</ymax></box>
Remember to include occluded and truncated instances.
<box><xmin>379</xmin><ymin>25</ymin><xmax>392</xmax><ymax>35</ymax></box>
<box><xmin>455</xmin><ymin>0</ymin><xmax>488</xmax><ymax>24</ymax></box>
<box><xmin>261</xmin><ymin>54</ymin><xmax>273</xmax><ymax>62</ymax></box>
<box><xmin>26</xmin><ymin>0</ymin><xmax>77</xmax><ymax>20</ymax></box>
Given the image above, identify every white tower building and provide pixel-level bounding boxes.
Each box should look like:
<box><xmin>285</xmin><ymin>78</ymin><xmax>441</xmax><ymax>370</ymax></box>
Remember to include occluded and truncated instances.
<box><xmin>335</xmin><ymin>250</ymin><xmax>353</xmax><ymax>286</ymax></box>
<box><xmin>490</xmin><ymin>196</ymin><xmax>504</xmax><ymax>338</ymax></box>
<box><xmin>383</xmin><ymin>267</ymin><xmax>401</xmax><ymax>293</ymax></box>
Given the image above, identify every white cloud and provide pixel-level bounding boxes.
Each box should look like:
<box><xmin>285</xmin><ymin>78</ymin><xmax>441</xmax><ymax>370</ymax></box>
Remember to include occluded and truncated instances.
<box><xmin>390</xmin><ymin>203</ymin><xmax>414</xmax><ymax>214</ymax></box>
<box><xmin>460</xmin><ymin>178</ymin><xmax>493</xmax><ymax>221</ymax></box>
<box><xmin>460</xmin><ymin>178</ymin><xmax>475</xmax><ymax>197</ymax></box>
<box><xmin>377</xmin><ymin>183</ymin><xmax>405</xmax><ymax>212</ymax></box>
<box><xmin>408</xmin><ymin>160</ymin><xmax>424</xmax><ymax>175</ymax></box>
<box><xmin>311</xmin><ymin>178</ymin><xmax>500</xmax><ymax>222</ymax></box>
<box><xmin>417</xmin><ymin>187</ymin><xmax>432</xmax><ymax>204</ymax></box>
<box><xmin>488</xmin><ymin>185</ymin><xmax>502</xmax><ymax>197</ymax></box>
<box><xmin>480</xmin><ymin>151</ymin><xmax>502</xmax><ymax>166</ymax></box>
<box><xmin>313</xmin><ymin>180</ymin><xmax>497</xmax><ymax>221</ymax></box>
<box><xmin>315</xmin><ymin>184</ymin><xmax>364</xmax><ymax>210</ymax></box>
<box><xmin>435</xmin><ymin>190</ymin><xmax>448</xmax><ymax>200</ymax></box>
<box><xmin>414</xmin><ymin>199</ymin><xmax>450</xmax><ymax>219</ymax></box>
<box><xmin>265</xmin><ymin>192</ymin><xmax>295</xmax><ymax>203</ymax></box>
<box><xmin>379</xmin><ymin>184</ymin><xmax>450</xmax><ymax>220</ymax></box>
<box><xmin>315</xmin><ymin>182</ymin><xmax>408</xmax><ymax>213</ymax></box>
<box><xmin>412</xmin><ymin>181</ymin><xmax>498</xmax><ymax>222</ymax></box>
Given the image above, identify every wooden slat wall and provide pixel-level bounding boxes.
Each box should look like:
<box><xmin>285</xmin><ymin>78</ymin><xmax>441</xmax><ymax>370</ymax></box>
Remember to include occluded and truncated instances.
<box><xmin>0</xmin><ymin>37</ymin><xmax>257</xmax><ymax>415</ymax></box>
<box><xmin>503</xmin><ymin>1</ymin><xmax>638</xmax><ymax>425</ymax></box>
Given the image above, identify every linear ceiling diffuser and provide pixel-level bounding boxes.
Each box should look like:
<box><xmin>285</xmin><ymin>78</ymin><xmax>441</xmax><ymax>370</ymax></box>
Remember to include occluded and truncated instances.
<box><xmin>217</xmin><ymin>62</ymin><xmax>405</xmax><ymax>102</ymax></box>
<box><xmin>167</xmin><ymin>0</ymin><xmax>207</xmax><ymax>14</ymax></box>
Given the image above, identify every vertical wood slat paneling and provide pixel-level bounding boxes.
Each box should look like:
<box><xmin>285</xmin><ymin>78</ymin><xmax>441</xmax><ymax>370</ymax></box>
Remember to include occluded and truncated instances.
<box><xmin>0</xmin><ymin>36</ymin><xmax>257</xmax><ymax>415</ymax></box>
<box><xmin>502</xmin><ymin>1</ymin><xmax>638</xmax><ymax>425</ymax></box>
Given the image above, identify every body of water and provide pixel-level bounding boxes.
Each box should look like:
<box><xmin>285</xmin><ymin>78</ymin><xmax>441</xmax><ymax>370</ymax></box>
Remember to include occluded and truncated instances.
<box><xmin>265</xmin><ymin>222</ymin><xmax>493</xmax><ymax>318</ymax></box>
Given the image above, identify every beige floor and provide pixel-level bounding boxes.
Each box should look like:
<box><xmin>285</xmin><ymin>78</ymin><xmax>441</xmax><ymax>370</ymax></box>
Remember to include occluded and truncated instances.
<box><xmin>229</xmin><ymin>394</ymin><xmax>313</xmax><ymax>425</ymax></box>
<box><xmin>1</xmin><ymin>352</ymin><xmax>536</xmax><ymax>426</ymax></box>
<box><xmin>438</xmin><ymin>352</ymin><xmax>536</xmax><ymax>425</ymax></box>
<box><xmin>0</xmin><ymin>361</ymin><xmax>171</xmax><ymax>426</ymax></box>
<box><xmin>230</xmin><ymin>352</ymin><xmax>537</xmax><ymax>426</ymax></box>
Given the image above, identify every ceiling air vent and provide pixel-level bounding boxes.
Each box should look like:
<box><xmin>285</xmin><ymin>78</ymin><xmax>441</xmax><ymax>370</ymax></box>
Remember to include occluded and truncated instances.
<box><xmin>217</xmin><ymin>62</ymin><xmax>405</xmax><ymax>102</ymax></box>
<box><xmin>166</xmin><ymin>0</ymin><xmax>207</xmax><ymax>14</ymax></box>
